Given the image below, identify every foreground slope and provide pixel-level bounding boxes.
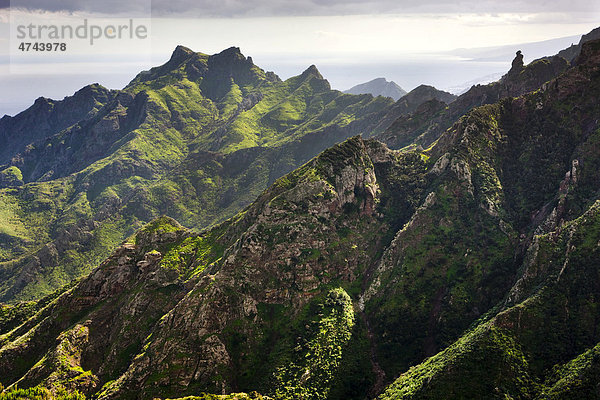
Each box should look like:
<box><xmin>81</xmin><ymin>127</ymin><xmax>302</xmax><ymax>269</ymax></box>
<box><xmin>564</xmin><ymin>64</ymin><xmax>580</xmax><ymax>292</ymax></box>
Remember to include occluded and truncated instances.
<box><xmin>0</xmin><ymin>136</ymin><xmax>420</xmax><ymax>399</ymax></box>
<box><xmin>0</xmin><ymin>46</ymin><xmax>392</xmax><ymax>302</ymax></box>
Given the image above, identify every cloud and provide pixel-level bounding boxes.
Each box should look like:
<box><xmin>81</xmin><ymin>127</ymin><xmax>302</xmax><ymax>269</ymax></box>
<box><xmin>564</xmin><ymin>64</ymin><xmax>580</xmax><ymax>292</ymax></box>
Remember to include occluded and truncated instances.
<box><xmin>5</xmin><ymin>0</ymin><xmax>151</xmax><ymax>16</ymax></box>
<box><xmin>2</xmin><ymin>0</ymin><xmax>599</xmax><ymax>18</ymax></box>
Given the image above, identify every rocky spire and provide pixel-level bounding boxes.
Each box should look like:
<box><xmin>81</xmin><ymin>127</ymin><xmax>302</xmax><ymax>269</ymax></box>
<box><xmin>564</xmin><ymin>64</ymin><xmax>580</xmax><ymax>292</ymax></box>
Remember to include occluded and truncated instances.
<box><xmin>509</xmin><ymin>50</ymin><xmax>524</xmax><ymax>75</ymax></box>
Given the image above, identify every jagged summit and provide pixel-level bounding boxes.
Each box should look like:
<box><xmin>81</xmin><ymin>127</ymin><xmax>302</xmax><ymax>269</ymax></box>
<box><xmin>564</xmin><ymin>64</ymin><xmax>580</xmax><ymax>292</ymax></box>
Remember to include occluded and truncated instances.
<box><xmin>405</xmin><ymin>84</ymin><xmax>456</xmax><ymax>103</ymax></box>
<box><xmin>301</xmin><ymin>64</ymin><xmax>324</xmax><ymax>79</ymax></box>
<box><xmin>212</xmin><ymin>46</ymin><xmax>246</xmax><ymax>61</ymax></box>
<box><xmin>32</xmin><ymin>96</ymin><xmax>51</xmax><ymax>105</ymax></box>
<box><xmin>74</xmin><ymin>83</ymin><xmax>108</xmax><ymax>97</ymax></box>
<box><xmin>169</xmin><ymin>45</ymin><xmax>195</xmax><ymax>63</ymax></box>
<box><xmin>292</xmin><ymin>64</ymin><xmax>330</xmax><ymax>90</ymax></box>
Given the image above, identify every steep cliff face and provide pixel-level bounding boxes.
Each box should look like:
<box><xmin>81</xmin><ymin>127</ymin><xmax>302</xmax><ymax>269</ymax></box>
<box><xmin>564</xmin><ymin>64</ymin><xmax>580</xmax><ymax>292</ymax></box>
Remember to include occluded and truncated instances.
<box><xmin>0</xmin><ymin>46</ymin><xmax>393</xmax><ymax>303</ymax></box>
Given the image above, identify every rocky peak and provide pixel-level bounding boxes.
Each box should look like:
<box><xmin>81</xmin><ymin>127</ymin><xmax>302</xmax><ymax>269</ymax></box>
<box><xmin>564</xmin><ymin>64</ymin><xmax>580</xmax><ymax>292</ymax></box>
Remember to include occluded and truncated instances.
<box><xmin>169</xmin><ymin>45</ymin><xmax>195</xmax><ymax>64</ymax></box>
<box><xmin>70</xmin><ymin>83</ymin><xmax>111</xmax><ymax>105</ymax></box>
<box><xmin>210</xmin><ymin>46</ymin><xmax>248</xmax><ymax>65</ymax></box>
<box><xmin>403</xmin><ymin>85</ymin><xmax>456</xmax><ymax>105</ymax></box>
<box><xmin>301</xmin><ymin>64</ymin><xmax>324</xmax><ymax>80</ymax></box>
<box><xmin>293</xmin><ymin>64</ymin><xmax>330</xmax><ymax>91</ymax></box>
<box><xmin>508</xmin><ymin>50</ymin><xmax>524</xmax><ymax>75</ymax></box>
<box><xmin>199</xmin><ymin>47</ymin><xmax>267</xmax><ymax>101</ymax></box>
<box><xmin>369</xmin><ymin>84</ymin><xmax>455</xmax><ymax>143</ymax></box>
<box><xmin>205</xmin><ymin>47</ymin><xmax>258</xmax><ymax>77</ymax></box>
<box><xmin>24</xmin><ymin>97</ymin><xmax>54</xmax><ymax>116</ymax></box>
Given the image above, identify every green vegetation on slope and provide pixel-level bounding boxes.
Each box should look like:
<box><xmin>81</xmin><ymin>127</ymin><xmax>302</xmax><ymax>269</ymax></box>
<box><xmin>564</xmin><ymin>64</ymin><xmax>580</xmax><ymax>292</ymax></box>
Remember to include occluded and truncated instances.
<box><xmin>0</xmin><ymin>46</ymin><xmax>392</xmax><ymax>303</ymax></box>
<box><xmin>375</xmin><ymin>39</ymin><xmax>600</xmax><ymax>399</ymax></box>
<box><xmin>272</xmin><ymin>288</ymin><xmax>355</xmax><ymax>400</ymax></box>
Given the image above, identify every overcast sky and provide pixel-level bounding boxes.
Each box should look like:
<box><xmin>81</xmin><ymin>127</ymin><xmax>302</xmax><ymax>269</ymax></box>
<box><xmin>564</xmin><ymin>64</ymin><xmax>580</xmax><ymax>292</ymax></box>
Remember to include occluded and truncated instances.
<box><xmin>1</xmin><ymin>0</ymin><xmax>599</xmax><ymax>115</ymax></box>
<box><xmin>2</xmin><ymin>0</ymin><xmax>600</xmax><ymax>17</ymax></box>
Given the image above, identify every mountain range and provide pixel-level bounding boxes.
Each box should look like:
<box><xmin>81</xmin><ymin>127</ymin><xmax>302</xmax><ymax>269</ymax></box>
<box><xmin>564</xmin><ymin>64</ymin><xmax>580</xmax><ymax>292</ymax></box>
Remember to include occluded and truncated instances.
<box><xmin>0</xmin><ymin>46</ymin><xmax>394</xmax><ymax>302</ymax></box>
<box><xmin>0</xmin><ymin>27</ymin><xmax>600</xmax><ymax>400</ymax></box>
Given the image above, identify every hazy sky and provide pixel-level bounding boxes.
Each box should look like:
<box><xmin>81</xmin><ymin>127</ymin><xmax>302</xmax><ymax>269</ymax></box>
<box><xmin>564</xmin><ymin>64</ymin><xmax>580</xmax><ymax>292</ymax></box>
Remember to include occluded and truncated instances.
<box><xmin>1</xmin><ymin>0</ymin><xmax>599</xmax><ymax>116</ymax></box>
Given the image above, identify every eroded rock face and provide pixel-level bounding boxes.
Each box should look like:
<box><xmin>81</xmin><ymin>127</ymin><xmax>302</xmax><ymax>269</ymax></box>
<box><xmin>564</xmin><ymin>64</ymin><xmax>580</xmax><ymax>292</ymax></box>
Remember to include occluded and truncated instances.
<box><xmin>0</xmin><ymin>138</ymin><xmax>404</xmax><ymax>399</ymax></box>
<box><xmin>98</xmin><ymin>139</ymin><xmax>391</xmax><ymax>398</ymax></box>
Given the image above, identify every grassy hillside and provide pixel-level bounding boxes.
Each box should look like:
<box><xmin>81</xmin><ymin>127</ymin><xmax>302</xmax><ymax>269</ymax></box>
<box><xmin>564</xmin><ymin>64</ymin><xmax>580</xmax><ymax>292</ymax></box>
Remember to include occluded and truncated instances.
<box><xmin>0</xmin><ymin>46</ymin><xmax>392</xmax><ymax>302</ymax></box>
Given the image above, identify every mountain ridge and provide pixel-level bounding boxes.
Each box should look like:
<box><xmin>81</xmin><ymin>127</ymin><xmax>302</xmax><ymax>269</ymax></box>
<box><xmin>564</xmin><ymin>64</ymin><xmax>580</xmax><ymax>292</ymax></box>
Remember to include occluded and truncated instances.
<box><xmin>374</xmin><ymin>50</ymin><xmax>570</xmax><ymax>149</ymax></box>
<box><xmin>0</xmin><ymin>46</ymin><xmax>393</xmax><ymax>302</ymax></box>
